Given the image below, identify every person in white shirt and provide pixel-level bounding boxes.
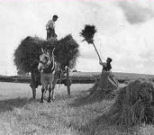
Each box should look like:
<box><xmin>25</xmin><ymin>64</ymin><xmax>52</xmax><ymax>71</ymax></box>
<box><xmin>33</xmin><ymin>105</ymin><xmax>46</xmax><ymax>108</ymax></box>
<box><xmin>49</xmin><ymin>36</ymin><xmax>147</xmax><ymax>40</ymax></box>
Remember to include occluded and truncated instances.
<box><xmin>46</xmin><ymin>15</ymin><xmax>58</xmax><ymax>40</ymax></box>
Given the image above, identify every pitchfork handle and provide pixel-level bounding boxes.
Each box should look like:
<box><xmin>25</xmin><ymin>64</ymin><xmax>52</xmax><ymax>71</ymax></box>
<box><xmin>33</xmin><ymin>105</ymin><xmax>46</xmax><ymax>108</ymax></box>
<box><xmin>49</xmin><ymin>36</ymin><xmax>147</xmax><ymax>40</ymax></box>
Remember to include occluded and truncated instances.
<box><xmin>92</xmin><ymin>43</ymin><xmax>103</xmax><ymax>63</ymax></box>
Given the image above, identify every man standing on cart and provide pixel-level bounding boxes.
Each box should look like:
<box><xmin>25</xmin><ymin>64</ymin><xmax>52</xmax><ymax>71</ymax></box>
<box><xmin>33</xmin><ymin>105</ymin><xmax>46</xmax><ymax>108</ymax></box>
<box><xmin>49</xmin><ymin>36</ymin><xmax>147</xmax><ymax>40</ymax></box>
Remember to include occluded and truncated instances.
<box><xmin>46</xmin><ymin>15</ymin><xmax>58</xmax><ymax>40</ymax></box>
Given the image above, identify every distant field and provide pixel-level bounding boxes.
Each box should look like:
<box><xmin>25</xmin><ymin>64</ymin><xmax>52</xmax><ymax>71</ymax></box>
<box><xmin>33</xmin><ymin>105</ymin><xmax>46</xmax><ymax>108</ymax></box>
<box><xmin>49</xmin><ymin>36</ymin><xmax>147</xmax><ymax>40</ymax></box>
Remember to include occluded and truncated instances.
<box><xmin>0</xmin><ymin>82</ymin><xmax>154</xmax><ymax>135</ymax></box>
<box><xmin>0</xmin><ymin>72</ymin><xmax>154</xmax><ymax>84</ymax></box>
<box><xmin>71</xmin><ymin>72</ymin><xmax>154</xmax><ymax>81</ymax></box>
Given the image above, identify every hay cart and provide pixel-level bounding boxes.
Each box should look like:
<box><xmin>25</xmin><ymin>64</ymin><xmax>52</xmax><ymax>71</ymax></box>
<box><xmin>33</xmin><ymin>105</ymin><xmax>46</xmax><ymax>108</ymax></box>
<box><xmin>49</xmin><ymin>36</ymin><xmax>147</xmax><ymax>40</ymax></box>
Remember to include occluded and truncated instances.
<box><xmin>14</xmin><ymin>35</ymin><xmax>79</xmax><ymax>99</ymax></box>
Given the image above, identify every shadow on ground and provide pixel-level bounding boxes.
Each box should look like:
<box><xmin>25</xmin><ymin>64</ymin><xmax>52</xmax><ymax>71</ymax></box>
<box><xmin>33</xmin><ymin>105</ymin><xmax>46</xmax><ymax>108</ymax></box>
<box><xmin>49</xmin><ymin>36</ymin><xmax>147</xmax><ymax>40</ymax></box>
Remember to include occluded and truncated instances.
<box><xmin>70</xmin><ymin>89</ymin><xmax>115</xmax><ymax>107</ymax></box>
<box><xmin>36</xmin><ymin>93</ymin><xmax>72</xmax><ymax>103</ymax></box>
<box><xmin>0</xmin><ymin>98</ymin><xmax>33</xmax><ymax>113</ymax></box>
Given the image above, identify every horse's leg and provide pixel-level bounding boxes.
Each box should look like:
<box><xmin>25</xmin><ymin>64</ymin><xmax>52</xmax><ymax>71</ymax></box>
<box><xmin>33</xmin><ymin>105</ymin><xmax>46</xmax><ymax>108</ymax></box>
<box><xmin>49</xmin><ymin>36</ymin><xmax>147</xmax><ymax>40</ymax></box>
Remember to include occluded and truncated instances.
<box><xmin>51</xmin><ymin>87</ymin><xmax>55</xmax><ymax>101</ymax></box>
<box><xmin>40</xmin><ymin>86</ymin><xmax>45</xmax><ymax>103</ymax></box>
<box><xmin>48</xmin><ymin>85</ymin><xmax>51</xmax><ymax>102</ymax></box>
<box><xmin>51</xmin><ymin>78</ymin><xmax>57</xmax><ymax>101</ymax></box>
<box><xmin>48</xmin><ymin>80</ymin><xmax>55</xmax><ymax>102</ymax></box>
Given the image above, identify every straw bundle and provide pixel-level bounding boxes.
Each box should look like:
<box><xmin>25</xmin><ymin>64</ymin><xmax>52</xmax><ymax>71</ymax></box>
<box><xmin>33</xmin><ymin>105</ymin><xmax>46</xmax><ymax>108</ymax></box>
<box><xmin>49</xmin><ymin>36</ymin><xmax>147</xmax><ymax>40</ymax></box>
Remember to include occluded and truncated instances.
<box><xmin>54</xmin><ymin>35</ymin><xmax>79</xmax><ymax>70</ymax></box>
<box><xmin>88</xmin><ymin>71</ymin><xmax>118</xmax><ymax>101</ymax></box>
<box><xmin>80</xmin><ymin>25</ymin><xmax>96</xmax><ymax>44</ymax></box>
<box><xmin>108</xmin><ymin>79</ymin><xmax>154</xmax><ymax>126</ymax></box>
<box><xmin>14</xmin><ymin>35</ymin><xmax>79</xmax><ymax>73</ymax></box>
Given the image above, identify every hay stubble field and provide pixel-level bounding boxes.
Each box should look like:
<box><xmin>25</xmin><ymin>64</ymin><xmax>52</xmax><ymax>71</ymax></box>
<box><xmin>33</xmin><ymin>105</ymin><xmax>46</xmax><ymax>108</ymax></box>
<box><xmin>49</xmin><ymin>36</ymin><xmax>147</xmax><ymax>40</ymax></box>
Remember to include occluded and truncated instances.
<box><xmin>0</xmin><ymin>82</ymin><xmax>154</xmax><ymax>135</ymax></box>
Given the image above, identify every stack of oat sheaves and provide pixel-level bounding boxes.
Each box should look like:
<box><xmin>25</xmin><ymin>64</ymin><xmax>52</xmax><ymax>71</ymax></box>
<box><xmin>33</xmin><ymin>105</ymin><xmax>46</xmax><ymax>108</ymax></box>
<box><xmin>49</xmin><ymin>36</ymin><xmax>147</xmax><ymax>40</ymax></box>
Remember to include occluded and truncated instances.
<box><xmin>108</xmin><ymin>79</ymin><xmax>154</xmax><ymax>126</ymax></box>
<box><xmin>88</xmin><ymin>71</ymin><xmax>119</xmax><ymax>101</ymax></box>
<box><xmin>14</xmin><ymin>34</ymin><xmax>79</xmax><ymax>73</ymax></box>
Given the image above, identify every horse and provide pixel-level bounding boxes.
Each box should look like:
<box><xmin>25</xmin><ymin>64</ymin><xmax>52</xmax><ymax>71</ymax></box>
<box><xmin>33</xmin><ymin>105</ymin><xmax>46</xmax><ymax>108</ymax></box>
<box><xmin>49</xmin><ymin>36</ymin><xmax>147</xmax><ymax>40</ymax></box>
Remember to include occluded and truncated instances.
<box><xmin>38</xmin><ymin>48</ymin><xmax>58</xmax><ymax>103</ymax></box>
<box><xmin>29</xmin><ymin>55</ymin><xmax>64</xmax><ymax>101</ymax></box>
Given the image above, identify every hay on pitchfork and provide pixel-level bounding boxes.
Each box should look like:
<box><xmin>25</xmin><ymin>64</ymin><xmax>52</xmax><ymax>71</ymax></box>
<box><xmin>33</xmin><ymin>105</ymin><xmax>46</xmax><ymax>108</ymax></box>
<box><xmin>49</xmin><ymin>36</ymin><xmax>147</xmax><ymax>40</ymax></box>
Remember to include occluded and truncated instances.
<box><xmin>80</xmin><ymin>25</ymin><xmax>96</xmax><ymax>44</ymax></box>
<box><xmin>108</xmin><ymin>79</ymin><xmax>154</xmax><ymax>127</ymax></box>
<box><xmin>14</xmin><ymin>35</ymin><xmax>79</xmax><ymax>73</ymax></box>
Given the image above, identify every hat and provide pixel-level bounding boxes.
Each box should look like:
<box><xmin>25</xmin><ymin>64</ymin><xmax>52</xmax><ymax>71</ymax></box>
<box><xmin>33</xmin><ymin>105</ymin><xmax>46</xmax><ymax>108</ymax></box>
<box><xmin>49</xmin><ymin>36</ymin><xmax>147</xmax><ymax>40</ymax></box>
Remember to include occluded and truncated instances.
<box><xmin>53</xmin><ymin>15</ymin><xmax>58</xmax><ymax>18</ymax></box>
<box><xmin>107</xmin><ymin>57</ymin><xmax>112</xmax><ymax>62</ymax></box>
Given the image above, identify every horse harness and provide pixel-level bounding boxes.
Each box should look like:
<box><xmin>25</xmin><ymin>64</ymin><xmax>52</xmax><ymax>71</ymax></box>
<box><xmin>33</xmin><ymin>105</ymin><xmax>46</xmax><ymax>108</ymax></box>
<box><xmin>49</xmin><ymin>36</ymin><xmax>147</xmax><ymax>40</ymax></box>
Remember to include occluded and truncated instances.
<box><xmin>39</xmin><ymin>49</ymin><xmax>55</xmax><ymax>73</ymax></box>
<box><xmin>39</xmin><ymin>60</ymin><xmax>55</xmax><ymax>73</ymax></box>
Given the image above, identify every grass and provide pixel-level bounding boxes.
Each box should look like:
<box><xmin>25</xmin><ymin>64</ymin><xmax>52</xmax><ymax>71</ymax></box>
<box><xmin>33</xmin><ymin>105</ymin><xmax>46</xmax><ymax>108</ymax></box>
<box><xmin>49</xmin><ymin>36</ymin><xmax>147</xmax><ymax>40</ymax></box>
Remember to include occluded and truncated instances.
<box><xmin>0</xmin><ymin>82</ymin><xmax>154</xmax><ymax>135</ymax></box>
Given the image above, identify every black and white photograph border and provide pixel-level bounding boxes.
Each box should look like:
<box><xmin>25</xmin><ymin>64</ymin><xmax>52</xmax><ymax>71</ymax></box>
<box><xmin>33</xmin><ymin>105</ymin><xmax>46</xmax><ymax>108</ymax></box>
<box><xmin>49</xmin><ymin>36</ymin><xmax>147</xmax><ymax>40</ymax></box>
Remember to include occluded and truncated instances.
<box><xmin>0</xmin><ymin>0</ymin><xmax>154</xmax><ymax>134</ymax></box>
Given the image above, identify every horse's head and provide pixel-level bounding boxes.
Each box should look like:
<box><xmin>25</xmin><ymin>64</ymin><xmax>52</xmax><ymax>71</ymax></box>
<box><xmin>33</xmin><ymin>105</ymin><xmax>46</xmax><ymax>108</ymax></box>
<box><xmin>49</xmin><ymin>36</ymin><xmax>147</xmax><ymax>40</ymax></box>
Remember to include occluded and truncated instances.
<box><xmin>38</xmin><ymin>53</ymin><xmax>49</xmax><ymax>71</ymax></box>
<box><xmin>38</xmin><ymin>50</ymin><xmax>55</xmax><ymax>73</ymax></box>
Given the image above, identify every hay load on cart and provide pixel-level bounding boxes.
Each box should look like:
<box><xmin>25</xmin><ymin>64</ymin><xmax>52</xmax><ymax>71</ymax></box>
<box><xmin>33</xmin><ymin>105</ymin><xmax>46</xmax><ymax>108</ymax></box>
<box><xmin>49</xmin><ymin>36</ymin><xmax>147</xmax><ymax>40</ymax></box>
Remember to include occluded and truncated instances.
<box><xmin>14</xmin><ymin>35</ymin><xmax>79</xmax><ymax>73</ymax></box>
<box><xmin>14</xmin><ymin>35</ymin><xmax>79</xmax><ymax>98</ymax></box>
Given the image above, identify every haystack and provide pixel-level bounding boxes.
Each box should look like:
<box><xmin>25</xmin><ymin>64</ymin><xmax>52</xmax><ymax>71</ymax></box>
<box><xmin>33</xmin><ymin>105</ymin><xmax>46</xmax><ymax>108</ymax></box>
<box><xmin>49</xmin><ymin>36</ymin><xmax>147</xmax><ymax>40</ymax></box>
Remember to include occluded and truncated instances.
<box><xmin>14</xmin><ymin>35</ymin><xmax>79</xmax><ymax>73</ymax></box>
<box><xmin>108</xmin><ymin>79</ymin><xmax>154</xmax><ymax>126</ymax></box>
<box><xmin>54</xmin><ymin>35</ymin><xmax>79</xmax><ymax>70</ymax></box>
<box><xmin>88</xmin><ymin>71</ymin><xmax>119</xmax><ymax>101</ymax></box>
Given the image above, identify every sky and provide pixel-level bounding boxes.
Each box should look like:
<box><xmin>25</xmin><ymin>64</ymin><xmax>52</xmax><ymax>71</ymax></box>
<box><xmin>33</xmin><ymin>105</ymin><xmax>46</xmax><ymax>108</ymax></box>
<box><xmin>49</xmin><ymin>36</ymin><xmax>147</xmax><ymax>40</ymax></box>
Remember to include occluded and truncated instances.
<box><xmin>0</xmin><ymin>0</ymin><xmax>154</xmax><ymax>75</ymax></box>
